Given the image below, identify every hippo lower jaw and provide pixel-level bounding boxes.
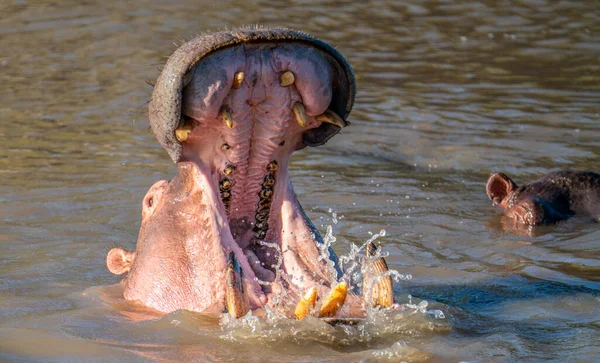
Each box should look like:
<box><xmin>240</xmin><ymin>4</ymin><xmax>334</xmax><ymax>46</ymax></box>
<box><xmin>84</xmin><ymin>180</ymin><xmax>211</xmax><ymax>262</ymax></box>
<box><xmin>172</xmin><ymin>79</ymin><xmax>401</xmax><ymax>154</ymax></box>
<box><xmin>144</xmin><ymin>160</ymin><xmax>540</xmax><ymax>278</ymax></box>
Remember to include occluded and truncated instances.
<box><xmin>107</xmin><ymin>27</ymin><xmax>394</xmax><ymax>319</ymax></box>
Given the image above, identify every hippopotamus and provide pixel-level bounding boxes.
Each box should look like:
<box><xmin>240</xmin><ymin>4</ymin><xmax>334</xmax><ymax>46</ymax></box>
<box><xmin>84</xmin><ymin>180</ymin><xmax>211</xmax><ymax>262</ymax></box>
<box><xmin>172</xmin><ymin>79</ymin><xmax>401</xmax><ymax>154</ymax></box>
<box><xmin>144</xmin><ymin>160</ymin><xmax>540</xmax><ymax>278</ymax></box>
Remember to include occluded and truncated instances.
<box><xmin>106</xmin><ymin>27</ymin><xmax>393</xmax><ymax>321</ymax></box>
<box><xmin>486</xmin><ymin>170</ymin><xmax>600</xmax><ymax>225</ymax></box>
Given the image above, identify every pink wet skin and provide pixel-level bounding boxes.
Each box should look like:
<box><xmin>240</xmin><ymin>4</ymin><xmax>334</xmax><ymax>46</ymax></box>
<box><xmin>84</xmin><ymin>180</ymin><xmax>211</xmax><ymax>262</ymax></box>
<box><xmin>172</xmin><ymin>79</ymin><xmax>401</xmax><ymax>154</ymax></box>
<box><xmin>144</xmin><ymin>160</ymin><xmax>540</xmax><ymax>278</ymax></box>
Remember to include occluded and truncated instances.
<box><xmin>107</xmin><ymin>42</ymin><xmax>364</xmax><ymax>317</ymax></box>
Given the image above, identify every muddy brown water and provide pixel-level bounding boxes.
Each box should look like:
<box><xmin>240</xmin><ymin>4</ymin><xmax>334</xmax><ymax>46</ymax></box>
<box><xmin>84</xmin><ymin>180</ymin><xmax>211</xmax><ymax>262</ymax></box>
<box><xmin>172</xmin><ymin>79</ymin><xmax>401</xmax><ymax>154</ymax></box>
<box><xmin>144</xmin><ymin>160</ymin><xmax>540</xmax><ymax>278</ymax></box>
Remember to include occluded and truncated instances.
<box><xmin>1</xmin><ymin>1</ymin><xmax>599</xmax><ymax>362</ymax></box>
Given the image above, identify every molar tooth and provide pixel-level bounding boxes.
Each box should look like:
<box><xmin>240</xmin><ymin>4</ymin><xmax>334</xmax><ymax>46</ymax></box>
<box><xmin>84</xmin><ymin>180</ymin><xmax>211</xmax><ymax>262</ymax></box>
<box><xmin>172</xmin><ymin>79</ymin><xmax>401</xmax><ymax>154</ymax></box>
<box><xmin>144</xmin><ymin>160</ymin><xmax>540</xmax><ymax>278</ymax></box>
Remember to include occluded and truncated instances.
<box><xmin>220</xmin><ymin>178</ymin><xmax>232</xmax><ymax>191</ymax></box>
<box><xmin>319</xmin><ymin>281</ymin><xmax>348</xmax><ymax>318</ymax></box>
<box><xmin>294</xmin><ymin>287</ymin><xmax>318</xmax><ymax>320</ymax></box>
<box><xmin>255</xmin><ymin>221</ymin><xmax>268</xmax><ymax>230</ymax></box>
<box><xmin>316</xmin><ymin>109</ymin><xmax>346</xmax><ymax>128</ymax></box>
<box><xmin>224</xmin><ymin>165</ymin><xmax>236</xmax><ymax>176</ymax></box>
<box><xmin>266</xmin><ymin>160</ymin><xmax>278</xmax><ymax>172</ymax></box>
<box><xmin>232</xmin><ymin>71</ymin><xmax>244</xmax><ymax>89</ymax></box>
<box><xmin>175</xmin><ymin>119</ymin><xmax>194</xmax><ymax>142</ymax></box>
<box><xmin>254</xmin><ymin>230</ymin><xmax>266</xmax><ymax>240</ymax></box>
<box><xmin>225</xmin><ymin>252</ymin><xmax>250</xmax><ymax>318</ymax></box>
<box><xmin>258</xmin><ymin>198</ymin><xmax>272</xmax><ymax>209</ymax></box>
<box><xmin>221</xmin><ymin>106</ymin><xmax>234</xmax><ymax>129</ymax></box>
<box><xmin>292</xmin><ymin>102</ymin><xmax>307</xmax><ymax>127</ymax></box>
<box><xmin>255</xmin><ymin>210</ymin><xmax>269</xmax><ymax>222</ymax></box>
<box><xmin>259</xmin><ymin>188</ymin><xmax>273</xmax><ymax>200</ymax></box>
<box><xmin>262</xmin><ymin>174</ymin><xmax>275</xmax><ymax>187</ymax></box>
<box><xmin>280</xmin><ymin>71</ymin><xmax>295</xmax><ymax>87</ymax></box>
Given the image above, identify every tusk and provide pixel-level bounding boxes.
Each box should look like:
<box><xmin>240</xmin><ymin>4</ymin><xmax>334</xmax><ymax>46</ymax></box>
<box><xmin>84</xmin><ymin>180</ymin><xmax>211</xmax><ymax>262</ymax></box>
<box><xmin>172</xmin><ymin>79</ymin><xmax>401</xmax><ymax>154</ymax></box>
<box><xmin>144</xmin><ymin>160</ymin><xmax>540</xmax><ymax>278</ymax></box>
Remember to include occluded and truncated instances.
<box><xmin>294</xmin><ymin>286</ymin><xmax>318</xmax><ymax>320</ymax></box>
<box><xmin>364</xmin><ymin>242</ymin><xmax>394</xmax><ymax>308</ymax></box>
<box><xmin>175</xmin><ymin>118</ymin><xmax>194</xmax><ymax>142</ymax></box>
<box><xmin>225</xmin><ymin>251</ymin><xmax>250</xmax><ymax>318</ymax></box>
<box><xmin>315</xmin><ymin>109</ymin><xmax>346</xmax><ymax>128</ymax></box>
<box><xmin>280</xmin><ymin>71</ymin><xmax>295</xmax><ymax>87</ymax></box>
<box><xmin>221</xmin><ymin>106</ymin><xmax>234</xmax><ymax>129</ymax></box>
<box><xmin>319</xmin><ymin>281</ymin><xmax>348</xmax><ymax>318</ymax></box>
<box><xmin>232</xmin><ymin>71</ymin><xmax>244</xmax><ymax>89</ymax></box>
<box><xmin>292</xmin><ymin>102</ymin><xmax>307</xmax><ymax>127</ymax></box>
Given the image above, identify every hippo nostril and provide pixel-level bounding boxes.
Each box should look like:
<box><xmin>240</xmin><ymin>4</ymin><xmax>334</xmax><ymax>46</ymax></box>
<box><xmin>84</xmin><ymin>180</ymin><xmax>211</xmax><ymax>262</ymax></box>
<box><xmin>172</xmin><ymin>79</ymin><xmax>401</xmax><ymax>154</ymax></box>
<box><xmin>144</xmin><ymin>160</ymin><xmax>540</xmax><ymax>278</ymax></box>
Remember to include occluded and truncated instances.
<box><xmin>147</xmin><ymin>197</ymin><xmax>153</xmax><ymax>208</ymax></box>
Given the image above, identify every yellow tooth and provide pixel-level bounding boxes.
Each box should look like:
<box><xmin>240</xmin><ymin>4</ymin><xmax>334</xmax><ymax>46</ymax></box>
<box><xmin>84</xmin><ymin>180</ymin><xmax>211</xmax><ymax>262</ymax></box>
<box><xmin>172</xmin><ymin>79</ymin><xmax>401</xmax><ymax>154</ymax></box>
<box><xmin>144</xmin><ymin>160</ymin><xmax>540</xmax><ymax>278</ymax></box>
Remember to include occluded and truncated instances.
<box><xmin>175</xmin><ymin>119</ymin><xmax>194</xmax><ymax>142</ymax></box>
<box><xmin>225</xmin><ymin>252</ymin><xmax>250</xmax><ymax>318</ymax></box>
<box><xmin>280</xmin><ymin>71</ymin><xmax>295</xmax><ymax>87</ymax></box>
<box><xmin>224</xmin><ymin>165</ymin><xmax>236</xmax><ymax>176</ymax></box>
<box><xmin>316</xmin><ymin>109</ymin><xmax>346</xmax><ymax>128</ymax></box>
<box><xmin>232</xmin><ymin>71</ymin><xmax>244</xmax><ymax>89</ymax></box>
<box><xmin>221</xmin><ymin>106</ymin><xmax>233</xmax><ymax>129</ymax></box>
<box><xmin>319</xmin><ymin>281</ymin><xmax>348</xmax><ymax>317</ymax></box>
<box><xmin>294</xmin><ymin>286</ymin><xmax>318</xmax><ymax>320</ymax></box>
<box><xmin>266</xmin><ymin>160</ymin><xmax>278</xmax><ymax>172</ymax></box>
<box><xmin>364</xmin><ymin>242</ymin><xmax>394</xmax><ymax>308</ymax></box>
<box><xmin>292</xmin><ymin>102</ymin><xmax>307</xmax><ymax>127</ymax></box>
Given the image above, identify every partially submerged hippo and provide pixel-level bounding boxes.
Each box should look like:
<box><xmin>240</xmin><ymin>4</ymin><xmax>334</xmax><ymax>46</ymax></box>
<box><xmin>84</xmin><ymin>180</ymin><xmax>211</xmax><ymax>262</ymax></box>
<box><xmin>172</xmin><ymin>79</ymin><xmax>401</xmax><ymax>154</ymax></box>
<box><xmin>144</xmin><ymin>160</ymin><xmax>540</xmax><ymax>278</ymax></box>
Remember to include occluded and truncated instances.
<box><xmin>107</xmin><ymin>27</ymin><xmax>393</xmax><ymax>320</ymax></box>
<box><xmin>486</xmin><ymin>170</ymin><xmax>600</xmax><ymax>225</ymax></box>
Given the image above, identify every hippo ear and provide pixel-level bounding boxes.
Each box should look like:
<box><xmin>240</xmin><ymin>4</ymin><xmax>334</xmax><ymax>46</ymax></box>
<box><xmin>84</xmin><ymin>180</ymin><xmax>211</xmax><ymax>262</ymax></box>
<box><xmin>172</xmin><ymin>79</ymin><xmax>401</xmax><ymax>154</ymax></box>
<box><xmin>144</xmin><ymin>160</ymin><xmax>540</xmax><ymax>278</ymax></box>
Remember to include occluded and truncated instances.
<box><xmin>486</xmin><ymin>172</ymin><xmax>517</xmax><ymax>205</ymax></box>
<box><xmin>107</xmin><ymin>248</ymin><xmax>136</xmax><ymax>275</ymax></box>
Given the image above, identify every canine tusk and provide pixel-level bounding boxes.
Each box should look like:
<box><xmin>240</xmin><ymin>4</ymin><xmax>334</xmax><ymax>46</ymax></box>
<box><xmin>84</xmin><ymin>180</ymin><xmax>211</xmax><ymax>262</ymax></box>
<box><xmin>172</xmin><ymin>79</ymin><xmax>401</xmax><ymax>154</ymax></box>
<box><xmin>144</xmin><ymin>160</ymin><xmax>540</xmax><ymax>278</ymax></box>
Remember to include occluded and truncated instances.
<box><xmin>292</xmin><ymin>102</ymin><xmax>307</xmax><ymax>127</ymax></box>
<box><xmin>315</xmin><ymin>109</ymin><xmax>346</xmax><ymax>128</ymax></box>
<box><xmin>364</xmin><ymin>242</ymin><xmax>394</xmax><ymax>308</ymax></box>
<box><xmin>225</xmin><ymin>252</ymin><xmax>250</xmax><ymax>318</ymax></box>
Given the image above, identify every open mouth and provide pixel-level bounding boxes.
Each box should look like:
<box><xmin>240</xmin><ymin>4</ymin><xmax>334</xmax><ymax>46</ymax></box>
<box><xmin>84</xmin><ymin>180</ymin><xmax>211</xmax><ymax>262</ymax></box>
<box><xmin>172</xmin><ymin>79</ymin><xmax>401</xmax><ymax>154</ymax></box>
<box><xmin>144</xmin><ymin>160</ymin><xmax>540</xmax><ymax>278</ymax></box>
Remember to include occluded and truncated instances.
<box><xmin>107</xmin><ymin>27</ymin><xmax>393</xmax><ymax>320</ymax></box>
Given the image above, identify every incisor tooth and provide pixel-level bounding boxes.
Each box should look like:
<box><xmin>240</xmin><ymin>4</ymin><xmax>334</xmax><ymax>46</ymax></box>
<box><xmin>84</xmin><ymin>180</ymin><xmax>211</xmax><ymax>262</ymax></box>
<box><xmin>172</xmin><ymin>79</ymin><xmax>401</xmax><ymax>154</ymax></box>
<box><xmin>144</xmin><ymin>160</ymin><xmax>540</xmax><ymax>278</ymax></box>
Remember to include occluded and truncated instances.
<box><xmin>292</xmin><ymin>102</ymin><xmax>307</xmax><ymax>127</ymax></box>
<box><xmin>225</xmin><ymin>252</ymin><xmax>250</xmax><ymax>318</ymax></box>
<box><xmin>175</xmin><ymin>119</ymin><xmax>194</xmax><ymax>142</ymax></box>
<box><xmin>319</xmin><ymin>281</ymin><xmax>348</xmax><ymax>317</ymax></box>
<box><xmin>294</xmin><ymin>286</ymin><xmax>318</xmax><ymax>320</ymax></box>
<box><xmin>221</xmin><ymin>106</ymin><xmax>233</xmax><ymax>129</ymax></box>
<box><xmin>316</xmin><ymin>109</ymin><xmax>346</xmax><ymax>128</ymax></box>
<box><xmin>280</xmin><ymin>71</ymin><xmax>295</xmax><ymax>87</ymax></box>
<box><xmin>232</xmin><ymin>71</ymin><xmax>244</xmax><ymax>89</ymax></box>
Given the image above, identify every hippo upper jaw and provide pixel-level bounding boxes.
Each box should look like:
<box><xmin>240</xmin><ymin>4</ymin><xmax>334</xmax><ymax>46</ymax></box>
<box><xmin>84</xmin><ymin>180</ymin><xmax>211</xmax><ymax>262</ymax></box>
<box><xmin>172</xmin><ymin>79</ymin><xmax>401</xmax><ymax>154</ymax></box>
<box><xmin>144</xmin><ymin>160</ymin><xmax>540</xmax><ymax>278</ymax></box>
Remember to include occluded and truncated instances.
<box><xmin>148</xmin><ymin>26</ymin><xmax>355</xmax><ymax>163</ymax></box>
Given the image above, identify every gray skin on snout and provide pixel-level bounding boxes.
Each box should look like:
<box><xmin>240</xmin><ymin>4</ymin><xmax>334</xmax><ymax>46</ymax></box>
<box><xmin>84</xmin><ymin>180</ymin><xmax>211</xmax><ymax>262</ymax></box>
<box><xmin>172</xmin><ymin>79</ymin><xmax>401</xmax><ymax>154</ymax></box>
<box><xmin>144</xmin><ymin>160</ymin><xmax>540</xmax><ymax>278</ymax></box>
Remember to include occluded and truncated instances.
<box><xmin>106</xmin><ymin>27</ymin><xmax>389</xmax><ymax>319</ymax></box>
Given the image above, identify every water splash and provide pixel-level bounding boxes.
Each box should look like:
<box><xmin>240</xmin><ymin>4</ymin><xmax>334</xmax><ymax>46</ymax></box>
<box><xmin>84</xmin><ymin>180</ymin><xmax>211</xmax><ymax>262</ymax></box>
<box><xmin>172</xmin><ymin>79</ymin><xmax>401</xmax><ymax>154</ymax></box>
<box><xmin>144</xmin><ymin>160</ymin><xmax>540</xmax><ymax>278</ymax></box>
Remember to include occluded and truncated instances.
<box><xmin>220</xmin><ymin>209</ymin><xmax>446</xmax><ymax>344</ymax></box>
<box><xmin>316</xmin><ymin>225</ymin><xmax>339</xmax><ymax>283</ymax></box>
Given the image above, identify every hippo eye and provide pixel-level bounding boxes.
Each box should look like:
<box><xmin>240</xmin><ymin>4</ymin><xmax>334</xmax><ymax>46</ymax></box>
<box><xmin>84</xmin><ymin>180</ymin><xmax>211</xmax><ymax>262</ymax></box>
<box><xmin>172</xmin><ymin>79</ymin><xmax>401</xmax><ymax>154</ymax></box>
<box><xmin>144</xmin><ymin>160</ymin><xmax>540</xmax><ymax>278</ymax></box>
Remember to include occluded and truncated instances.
<box><xmin>147</xmin><ymin>197</ymin><xmax>154</xmax><ymax>207</ymax></box>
